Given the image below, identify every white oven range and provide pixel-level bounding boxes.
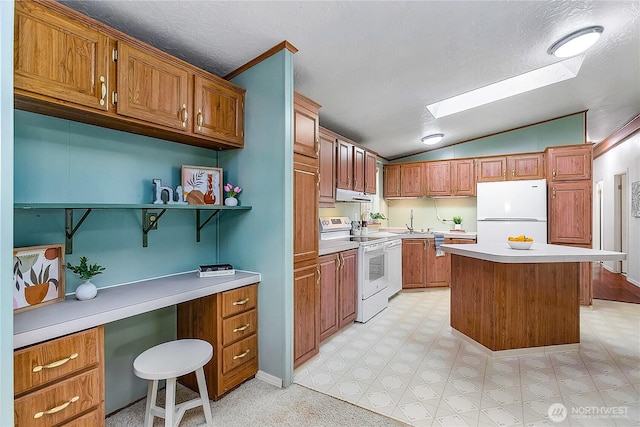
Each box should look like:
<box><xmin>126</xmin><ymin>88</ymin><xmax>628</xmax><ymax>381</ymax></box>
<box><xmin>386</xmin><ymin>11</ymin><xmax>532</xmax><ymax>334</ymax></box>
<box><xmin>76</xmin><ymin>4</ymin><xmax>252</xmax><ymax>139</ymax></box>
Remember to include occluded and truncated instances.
<box><xmin>319</xmin><ymin>216</ymin><xmax>389</xmax><ymax>322</ymax></box>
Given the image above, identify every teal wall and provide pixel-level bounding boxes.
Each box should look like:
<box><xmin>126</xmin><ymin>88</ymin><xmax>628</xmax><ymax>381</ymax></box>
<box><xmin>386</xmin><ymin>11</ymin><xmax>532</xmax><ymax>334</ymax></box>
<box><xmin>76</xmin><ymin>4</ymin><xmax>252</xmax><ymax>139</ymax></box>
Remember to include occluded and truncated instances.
<box><xmin>13</xmin><ymin>111</ymin><xmax>225</xmax><ymax>413</ymax></box>
<box><xmin>1</xmin><ymin>1</ymin><xmax>15</xmax><ymax>425</ymax></box>
<box><xmin>220</xmin><ymin>49</ymin><xmax>295</xmax><ymax>385</ymax></box>
<box><xmin>398</xmin><ymin>113</ymin><xmax>585</xmax><ymax>163</ymax></box>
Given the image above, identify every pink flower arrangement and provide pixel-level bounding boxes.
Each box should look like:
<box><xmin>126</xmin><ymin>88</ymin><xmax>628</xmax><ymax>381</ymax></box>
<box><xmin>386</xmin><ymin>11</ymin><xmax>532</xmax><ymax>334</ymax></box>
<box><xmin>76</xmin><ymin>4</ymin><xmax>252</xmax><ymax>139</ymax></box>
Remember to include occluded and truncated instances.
<box><xmin>224</xmin><ymin>183</ymin><xmax>242</xmax><ymax>198</ymax></box>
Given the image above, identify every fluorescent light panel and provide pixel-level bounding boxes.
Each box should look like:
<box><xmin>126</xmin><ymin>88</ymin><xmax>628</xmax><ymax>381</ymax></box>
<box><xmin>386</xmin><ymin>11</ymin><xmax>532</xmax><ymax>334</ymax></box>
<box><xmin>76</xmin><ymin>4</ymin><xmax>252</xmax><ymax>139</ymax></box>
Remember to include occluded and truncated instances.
<box><xmin>426</xmin><ymin>56</ymin><xmax>585</xmax><ymax>119</ymax></box>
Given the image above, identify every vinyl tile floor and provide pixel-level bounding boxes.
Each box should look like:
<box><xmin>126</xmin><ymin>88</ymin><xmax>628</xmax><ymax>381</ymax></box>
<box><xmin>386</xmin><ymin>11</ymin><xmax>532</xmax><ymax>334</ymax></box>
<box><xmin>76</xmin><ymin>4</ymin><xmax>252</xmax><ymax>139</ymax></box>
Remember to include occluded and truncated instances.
<box><xmin>294</xmin><ymin>289</ymin><xmax>640</xmax><ymax>426</ymax></box>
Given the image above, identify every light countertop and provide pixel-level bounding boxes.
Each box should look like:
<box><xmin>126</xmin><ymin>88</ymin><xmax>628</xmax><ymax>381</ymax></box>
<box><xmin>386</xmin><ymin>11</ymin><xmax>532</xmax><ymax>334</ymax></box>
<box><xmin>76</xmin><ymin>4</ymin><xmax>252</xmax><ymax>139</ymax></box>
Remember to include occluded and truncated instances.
<box><xmin>14</xmin><ymin>270</ymin><xmax>261</xmax><ymax>349</ymax></box>
<box><xmin>319</xmin><ymin>240</ymin><xmax>360</xmax><ymax>256</ymax></box>
<box><xmin>441</xmin><ymin>243</ymin><xmax>626</xmax><ymax>264</ymax></box>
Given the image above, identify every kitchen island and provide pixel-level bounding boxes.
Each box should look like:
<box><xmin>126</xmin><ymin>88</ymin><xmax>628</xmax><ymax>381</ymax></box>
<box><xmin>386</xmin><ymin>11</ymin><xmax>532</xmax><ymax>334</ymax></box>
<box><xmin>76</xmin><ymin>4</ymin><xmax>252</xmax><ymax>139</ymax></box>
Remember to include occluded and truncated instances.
<box><xmin>440</xmin><ymin>243</ymin><xmax>626</xmax><ymax>354</ymax></box>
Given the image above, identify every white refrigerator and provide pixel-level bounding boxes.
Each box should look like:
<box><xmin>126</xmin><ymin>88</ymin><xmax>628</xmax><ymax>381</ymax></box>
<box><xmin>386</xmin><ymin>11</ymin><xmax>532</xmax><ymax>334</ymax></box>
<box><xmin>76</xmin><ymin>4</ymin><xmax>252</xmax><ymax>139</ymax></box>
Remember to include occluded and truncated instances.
<box><xmin>476</xmin><ymin>179</ymin><xmax>548</xmax><ymax>244</ymax></box>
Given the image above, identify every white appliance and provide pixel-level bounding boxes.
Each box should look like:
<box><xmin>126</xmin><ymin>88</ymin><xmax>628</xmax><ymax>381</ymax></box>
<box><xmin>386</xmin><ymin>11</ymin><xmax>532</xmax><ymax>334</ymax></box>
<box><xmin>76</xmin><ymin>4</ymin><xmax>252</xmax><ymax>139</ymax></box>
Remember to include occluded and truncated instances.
<box><xmin>335</xmin><ymin>188</ymin><xmax>373</xmax><ymax>203</ymax></box>
<box><xmin>476</xmin><ymin>179</ymin><xmax>548</xmax><ymax>244</ymax></box>
<box><xmin>384</xmin><ymin>239</ymin><xmax>402</xmax><ymax>298</ymax></box>
<box><xmin>319</xmin><ymin>216</ymin><xmax>389</xmax><ymax>323</ymax></box>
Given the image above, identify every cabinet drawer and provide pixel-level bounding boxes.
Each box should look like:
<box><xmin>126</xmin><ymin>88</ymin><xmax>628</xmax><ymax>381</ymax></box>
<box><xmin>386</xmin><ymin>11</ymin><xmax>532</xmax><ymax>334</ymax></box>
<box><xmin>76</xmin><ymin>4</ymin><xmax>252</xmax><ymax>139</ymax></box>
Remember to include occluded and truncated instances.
<box><xmin>14</xmin><ymin>368</ymin><xmax>102</xmax><ymax>427</ymax></box>
<box><xmin>222</xmin><ymin>334</ymin><xmax>258</xmax><ymax>374</ymax></box>
<box><xmin>14</xmin><ymin>328</ymin><xmax>101</xmax><ymax>396</ymax></box>
<box><xmin>61</xmin><ymin>402</ymin><xmax>104</xmax><ymax>427</ymax></box>
<box><xmin>222</xmin><ymin>309</ymin><xmax>257</xmax><ymax>347</ymax></box>
<box><xmin>221</xmin><ymin>284</ymin><xmax>257</xmax><ymax>318</ymax></box>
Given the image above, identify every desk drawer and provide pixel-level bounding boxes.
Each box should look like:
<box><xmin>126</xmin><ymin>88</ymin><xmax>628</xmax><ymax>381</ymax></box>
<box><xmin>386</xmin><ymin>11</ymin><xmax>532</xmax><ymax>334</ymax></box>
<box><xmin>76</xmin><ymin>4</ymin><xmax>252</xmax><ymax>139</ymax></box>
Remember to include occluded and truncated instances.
<box><xmin>222</xmin><ymin>309</ymin><xmax>257</xmax><ymax>346</ymax></box>
<box><xmin>220</xmin><ymin>284</ymin><xmax>257</xmax><ymax>318</ymax></box>
<box><xmin>222</xmin><ymin>334</ymin><xmax>257</xmax><ymax>374</ymax></box>
<box><xmin>14</xmin><ymin>328</ymin><xmax>101</xmax><ymax>396</ymax></box>
<box><xmin>14</xmin><ymin>368</ymin><xmax>102</xmax><ymax>427</ymax></box>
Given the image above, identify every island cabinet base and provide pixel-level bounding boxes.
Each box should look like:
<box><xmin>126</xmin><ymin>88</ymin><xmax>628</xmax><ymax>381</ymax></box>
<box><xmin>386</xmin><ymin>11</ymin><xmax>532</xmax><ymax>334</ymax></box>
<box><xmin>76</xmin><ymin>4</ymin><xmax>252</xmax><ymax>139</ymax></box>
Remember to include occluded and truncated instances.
<box><xmin>450</xmin><ymin>255</ymin><xmax>579</xmax><ymax>351</ymax></box>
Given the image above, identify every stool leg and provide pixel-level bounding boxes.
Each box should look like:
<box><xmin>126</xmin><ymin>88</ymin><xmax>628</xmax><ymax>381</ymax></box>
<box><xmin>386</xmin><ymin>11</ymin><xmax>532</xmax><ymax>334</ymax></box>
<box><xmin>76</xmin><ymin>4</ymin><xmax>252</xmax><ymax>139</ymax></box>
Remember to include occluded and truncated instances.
<box><xmin>165</xmin><ymin>377</ymin><xmax>176</xmax><ymax>427</ymax></box>
<box><xmin>144</xmin><ymin>380</ymin><xmax>158</xmax><ymax>427</ymax></box>
<box><xmin>195</xmin><ymin>367</ymin><xmax>213</xmax><ymax>425</ymax></box>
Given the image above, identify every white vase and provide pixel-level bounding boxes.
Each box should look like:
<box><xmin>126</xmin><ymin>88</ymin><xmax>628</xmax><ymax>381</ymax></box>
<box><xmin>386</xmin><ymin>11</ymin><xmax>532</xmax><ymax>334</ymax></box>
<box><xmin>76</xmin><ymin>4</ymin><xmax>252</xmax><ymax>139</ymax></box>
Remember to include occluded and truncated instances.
<box><xmin>224</xmin><ymin>197</ymin><xmax>238</xmax><ymax>206</ymax></box>
<box><xmin>75</xmin><ymin>280</ymin><xmax>97</xmax><ymax>300</ymax></box>
<box><xmin>454</xmin><ymin>224</ymin><xmax>462</xmax><ymax>230</ymax></box>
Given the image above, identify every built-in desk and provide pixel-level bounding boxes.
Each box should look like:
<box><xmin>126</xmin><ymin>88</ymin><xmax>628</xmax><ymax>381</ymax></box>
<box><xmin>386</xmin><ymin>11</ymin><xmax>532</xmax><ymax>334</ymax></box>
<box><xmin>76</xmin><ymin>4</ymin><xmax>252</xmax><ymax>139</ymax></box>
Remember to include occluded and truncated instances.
<box><xmin>14</xmin><ymin>270</ymin><xmax>261</xmax><ymax>349</ymax></box>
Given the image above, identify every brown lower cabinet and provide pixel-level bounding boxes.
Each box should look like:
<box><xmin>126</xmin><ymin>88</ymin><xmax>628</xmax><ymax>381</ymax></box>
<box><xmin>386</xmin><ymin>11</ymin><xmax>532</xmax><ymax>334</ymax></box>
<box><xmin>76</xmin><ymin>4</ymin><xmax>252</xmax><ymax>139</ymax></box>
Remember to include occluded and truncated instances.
<box><xmin>318</xmin><ymin>249</ymin><xmax>358</xmax><ymax>342</ymax></box>
<box><xmin>403</xmin><ymin>237</ymin><xmax>476</xmax><ymax>289</ymax></box>
<box><xmin>294</xmin><ymin>262</ymin><xmax>320</xmax><ymax>368</ymax></box>
<box><xmin>177</xmin><ymin>283</ymin><xmax>259</xmax><ymax>400</ymax></box>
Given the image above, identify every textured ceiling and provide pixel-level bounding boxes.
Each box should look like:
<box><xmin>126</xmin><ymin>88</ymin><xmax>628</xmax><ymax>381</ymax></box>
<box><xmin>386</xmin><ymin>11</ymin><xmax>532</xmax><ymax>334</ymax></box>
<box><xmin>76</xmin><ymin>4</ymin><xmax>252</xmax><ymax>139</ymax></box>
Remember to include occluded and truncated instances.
<box><xmin>59</xmin><ymin>1</ymin><xmax>640</xmax><ymax>159</ymax></box>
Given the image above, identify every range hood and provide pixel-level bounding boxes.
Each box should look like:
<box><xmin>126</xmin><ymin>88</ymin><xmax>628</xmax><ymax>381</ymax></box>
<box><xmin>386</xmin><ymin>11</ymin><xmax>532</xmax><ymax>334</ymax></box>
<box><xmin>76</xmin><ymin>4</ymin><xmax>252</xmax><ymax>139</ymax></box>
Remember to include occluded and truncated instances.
<box><xmin>335</xmin><ymin>188</ymin><xmax>373</xmax><ymax>203</ymax></box>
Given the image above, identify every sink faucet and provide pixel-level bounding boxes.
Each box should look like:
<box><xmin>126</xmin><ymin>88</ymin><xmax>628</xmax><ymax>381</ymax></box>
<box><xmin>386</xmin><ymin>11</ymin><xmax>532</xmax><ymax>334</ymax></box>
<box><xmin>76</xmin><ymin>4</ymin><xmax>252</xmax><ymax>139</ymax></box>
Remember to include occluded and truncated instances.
<box><xmin>406</xmin><ymin>209</ymin><xmax>414</xmax><ymax>234</ymax></box>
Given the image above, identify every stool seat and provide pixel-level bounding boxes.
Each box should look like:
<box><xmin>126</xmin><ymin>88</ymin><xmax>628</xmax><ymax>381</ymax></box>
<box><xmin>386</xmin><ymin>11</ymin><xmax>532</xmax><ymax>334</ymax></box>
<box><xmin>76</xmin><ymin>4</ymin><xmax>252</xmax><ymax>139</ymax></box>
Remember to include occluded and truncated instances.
<box><xmin>134</xmin><ymin>339</ymin><xmax>213</xmax><ymax>380</ymax></box>
<box><xmin>133</xmin><ymin>339</ymin><xmax>213</xmax><ymax>427</ymax></box>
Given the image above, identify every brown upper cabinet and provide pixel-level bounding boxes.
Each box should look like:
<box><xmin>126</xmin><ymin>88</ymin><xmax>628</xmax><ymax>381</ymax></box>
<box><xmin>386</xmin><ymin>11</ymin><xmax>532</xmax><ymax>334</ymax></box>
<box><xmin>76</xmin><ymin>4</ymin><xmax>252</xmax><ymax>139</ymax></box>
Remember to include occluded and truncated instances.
<box><xmin>336</xmin><ymin>139</ymin><xmax>353</xmax><ymax>190</ymax></box>
<box><xmin>353</xmin><ymin>146</ymin><xmax>366</xmax><ymax>192</ymax></box>
<box><xmin>364</xmin><ymin>151</ymin><xmax>377</xmax><ymax>194</ymax></box>
<box><xmin>400</xmin><ymin>163</ymin><xmax>424</xmax><ymax>197</ymax></box>
<box><xmin>335</xmin><ymin>137</ymin><xmax>377</xmax><ymax>194</ymax></box>
<box><xmin>318</xmin><ymin>129</ymin><xmax>336</xmax><ymax>207</ymax></box>
<box><xmin>545</xmin><ymin>144</ymin><xmax>592</xmax><ymax>181</ymax></box>
<box><xmin>14</xmin><ymin>0</ymin><xmax>245</xmax><ymax>150</ymax></box>
<box><xmin>476</xmin><ymin>156</ymin><xmax>507</xmax><ymax>182</ymax></box>
<box><xmin>383</xmin><ymin>164</ymin><xmax>401</xmax><ymax>198</ymax></box>
<box><xmin>477</xmin><ymin>153</ymin><xmax>544</xmax><ymax>182</ymax></box>
<box><xmin>425</xmin><ymin>161</ymin><xmax>451</xmax><ymax>196</ymax></box>
<box><xmin>451</xmin><ymin>159</ymin><xmax>476</xmax><ymax>196</ymax></box>
<box><xmin>293</xmin><ymin>93</ymin><xmax>320</xmax><ymax>158</ymax></box>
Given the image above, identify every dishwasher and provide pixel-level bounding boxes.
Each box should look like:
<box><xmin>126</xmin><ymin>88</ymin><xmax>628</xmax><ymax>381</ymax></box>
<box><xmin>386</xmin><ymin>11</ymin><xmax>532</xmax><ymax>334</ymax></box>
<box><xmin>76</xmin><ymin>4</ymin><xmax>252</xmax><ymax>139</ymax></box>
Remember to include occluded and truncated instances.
<box><xmin>384</xmin><ymin>239</ymin><xmax>402</xmax><ymax>298</ymax></box>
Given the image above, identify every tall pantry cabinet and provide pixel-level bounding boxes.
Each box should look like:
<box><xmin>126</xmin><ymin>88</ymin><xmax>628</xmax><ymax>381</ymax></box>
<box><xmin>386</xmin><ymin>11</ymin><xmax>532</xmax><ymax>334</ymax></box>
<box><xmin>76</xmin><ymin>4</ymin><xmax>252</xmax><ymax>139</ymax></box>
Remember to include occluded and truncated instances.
<box><xmin>545</xmin><ymin>144</ymin><xmax>594</xmax><ymax>305</ymax></box>
<box><xmin>293</xmin><ymin>93</ymin><xmax>321</xmax><ymax>367</ymax></box>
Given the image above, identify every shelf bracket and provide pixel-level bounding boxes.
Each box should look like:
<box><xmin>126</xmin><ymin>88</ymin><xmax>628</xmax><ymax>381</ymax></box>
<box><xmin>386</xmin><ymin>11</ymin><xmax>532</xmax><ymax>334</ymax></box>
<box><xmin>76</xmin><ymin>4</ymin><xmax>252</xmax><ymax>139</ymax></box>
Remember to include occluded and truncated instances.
<box><xmin>196</xmin><ymin>209</ymin><xmax>220</xmax><ymax>242</ymax></box>
<box><xmin>142</xmin><ymin>208</ymin><xmax>167</xmax><ymax>247</ymax></box>
<box><xmin>65</xmin><ymin>208</ymin><xmax>93</xmax><ymax>255</ymax></box>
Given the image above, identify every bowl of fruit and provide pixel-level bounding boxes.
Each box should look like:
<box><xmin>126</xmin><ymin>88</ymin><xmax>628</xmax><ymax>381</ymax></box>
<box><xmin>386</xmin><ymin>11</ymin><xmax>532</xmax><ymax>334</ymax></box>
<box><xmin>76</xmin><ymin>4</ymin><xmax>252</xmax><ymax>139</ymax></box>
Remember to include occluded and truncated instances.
<box><xmin>507</xmin><ymin>235</ymin><xmax>534</xmax><ymax>250</ymax></box>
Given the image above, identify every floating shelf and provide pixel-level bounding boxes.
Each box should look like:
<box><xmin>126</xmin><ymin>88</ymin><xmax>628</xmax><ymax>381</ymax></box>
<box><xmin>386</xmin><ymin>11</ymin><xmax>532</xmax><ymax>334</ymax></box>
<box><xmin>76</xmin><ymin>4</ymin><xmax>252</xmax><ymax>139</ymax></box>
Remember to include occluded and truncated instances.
<box><xmin>14</xmin><ymin>203</ymin><xmax>252</xmax><ymax>254</ymax></box>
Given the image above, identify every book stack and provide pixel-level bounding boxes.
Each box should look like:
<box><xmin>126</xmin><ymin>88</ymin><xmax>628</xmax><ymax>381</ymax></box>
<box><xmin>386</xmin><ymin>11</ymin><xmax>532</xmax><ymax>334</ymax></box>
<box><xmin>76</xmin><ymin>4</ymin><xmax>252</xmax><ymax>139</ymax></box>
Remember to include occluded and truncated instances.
<box><xmin>197</xmin><ymin>264</ymin><xmax>235</xmax><ymax>277</ymax></box>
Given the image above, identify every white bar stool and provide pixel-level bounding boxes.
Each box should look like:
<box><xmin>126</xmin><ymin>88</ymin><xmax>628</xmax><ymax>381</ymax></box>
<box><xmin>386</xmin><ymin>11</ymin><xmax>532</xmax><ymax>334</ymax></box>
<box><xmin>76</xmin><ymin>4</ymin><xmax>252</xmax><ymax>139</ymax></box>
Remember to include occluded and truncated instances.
<box><xmin>133</xmin><ymin>339</ymin><xmax>213</xmax><ymax>427</ymax></box>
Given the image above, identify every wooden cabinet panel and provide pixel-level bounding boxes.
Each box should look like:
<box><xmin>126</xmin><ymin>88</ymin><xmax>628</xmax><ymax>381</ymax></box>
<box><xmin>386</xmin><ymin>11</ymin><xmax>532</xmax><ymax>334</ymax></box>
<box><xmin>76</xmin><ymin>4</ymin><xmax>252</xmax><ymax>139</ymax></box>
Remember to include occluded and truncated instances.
<box><xmin>293</xmin><ymin>155</ymin><xmax>319</xmax><ymax>264</ymax></box>
<box><xmin>193</xmin><ymin>75</ymin><xmax>243</xmax><ymax>146</ymax></box>
<box><xmin>294</xmin><ymin>263</ymin><xmax>320</xmax><ymax>368</ymax></box>
<box><xmin>318</xmin><ymin>254</ymin><xmax>339</xmax><ymax>342</ymax></box>
<box><xmin>117</xmin><ymin>42</ymin><xmax>190</xmax><ymax>131</ymax></box>
<box><xmin>14</xmin><ymin>1</ymin><xmax>110</xmax><ymax>111</ymax></box>
<box><xmin>177</xmin><ymin>283</ymin><xmax>259</xmax><ymax>400</ymax></box>
<box><xmin>546</xmin><ymin>145</ymin><xmax>592</xmax><ymax>181</ymax></box>
<box><xmin>61</xmin><ymin>404</ymin><xmax>104</xmax><ymax>427</ymax></box>
<box><xmin>426</xmin><ymin>161</ymin><xmax>451</xmax><ymax>196</ymax></box>
<box><xmin>400</xmin><ymin>163</ymin><xmax>424</xmax><ymax>197</ymax></box>
<box><xmin>451</xmin><ymin>159</ymin><xmax>476</xmax><ymax>196</ymax></box>
<box><xmin>508</xmin><ymin>153</ymin><xmax>544</xmax><ymax>180</ymax></box>
<box><xmin>365</xmin><ymin>151</ymin><xmax>377</xmax><ymax>194</ymax></box>
<box><xmin>336</xmin><ymin>139</ymin><xmax>353</xmax><ymax>190</ymax></box>
<box><xmin>426</xmin><ymin>239</ymin><xmax>451</xmax><ymax>288</ymax></box>
<box><xmin>319</xmin><ymin>130</ymin><xmax>336</xmax><ymax>206</ymax></box>
<box><xmin>383</xmin><ymin>164</ymin><xmax>401</xmax><ymax>198</ymax></box>
<box><xmin>477</xmin><ymin>156</ymin><xmax>507</xmax><ymax>182</ymax></box>
<box><xmin>402</xmin><ymin>239</ymin><xmax>428</xmax><ymax>288</ymax></box>
<box><xmin>353</xmin><ymin>146</ymin><xmax>366</xmax><ymax>192</ymax></box>
<box><xmin>549</xmin><ymin>181</ymin><xmax>592</xmax><ymax>245</ymax></box>
<box><xmin>338</xmin><ymin>249</ymin><xmax>358</xmax><ymax>328</ymax></box>
<box><xmin>293</xmin><ymin>93</ymin><xmax>320</xmax><ymax>158</ymax></box>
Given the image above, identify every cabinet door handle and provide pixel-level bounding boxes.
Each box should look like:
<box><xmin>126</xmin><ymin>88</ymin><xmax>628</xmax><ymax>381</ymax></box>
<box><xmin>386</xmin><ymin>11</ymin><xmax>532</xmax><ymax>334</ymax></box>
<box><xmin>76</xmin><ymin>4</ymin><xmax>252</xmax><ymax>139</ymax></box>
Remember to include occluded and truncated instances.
<box><xmin>233</xmin><ymin>349</ymin><xmax>251</xmax><ymax>360</ymax></box>
<box><xmin>32</xmin><ymin>353</ymin><xmax>79</xmax><ymax>373</ymax></box>
<box><xmin>34</xmin><ymin>396</ymin><xmax>79</xmax><ymax>419</ymax></box>
<box><xmin>233</xmin><ymin>323</ymin><xmax>251</xmax><ymax>333</ymax></box>
<box><xmin>232</xmin><ymin>297</ymin><xmax>250</xmax><ymax>306</ymax></box>
<box><xmin>317</xmin><ymin>172</ymin><xmax>321</xmax><ymax>189</ymax></box>
<box><xmin>99</xmin><ymin>76</ymin><xmax>107</xmax><ymax>106</ymax></box>
<box><xmin>552</xmin><ymin>168</ymin><xmax>556</xmax><ymax>178</ymax></box>
<box><xmin>503</xmin><ymin>168</ymin><xmax>506</xmax><ymax>180</ymax></box>
<box><xmin>552</xmin><ymin>187</ymin><xmax>556</xmax><ymax>198</ymax></box>
<box><xmin>180</xmin><ymin>104</ymin><xmax>188</xmax><ymax>127</ymax></box>
<box><xmin>197</xmin><ymin>108</ymin><xmax>203</xmax><ymax>131</ymax></box>
<box><xmin>512</xmin><ymin>168</ymin><xmax>515</xmax><ymax>177</ymax></box>
<box><xmin>315</xmin><ymin>140</ymin><xmax>320</xmax><ymax>156</ymax></box>
<box><xmin>316</xmin><ymin>267</ymin><xmax>321</xmax><ymax>285</ymax></box>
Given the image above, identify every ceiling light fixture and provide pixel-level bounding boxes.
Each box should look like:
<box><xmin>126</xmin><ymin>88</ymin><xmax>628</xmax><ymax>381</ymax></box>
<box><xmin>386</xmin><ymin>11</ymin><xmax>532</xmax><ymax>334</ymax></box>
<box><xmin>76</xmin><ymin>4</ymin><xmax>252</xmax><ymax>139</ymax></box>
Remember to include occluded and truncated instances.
<box><xmin>426</xmin><ymin>56</ymin><xmax>585</xmax><ymax>119</ymax></box>
<box><xmin>421</xmin><ymin>134</ymin><xmax>444</xmax><ymax>145</ymax></box>
<box><xmin>548</xmin><ymin>26</ymin><xmax>604</xmax><ymax>58</ymax></box>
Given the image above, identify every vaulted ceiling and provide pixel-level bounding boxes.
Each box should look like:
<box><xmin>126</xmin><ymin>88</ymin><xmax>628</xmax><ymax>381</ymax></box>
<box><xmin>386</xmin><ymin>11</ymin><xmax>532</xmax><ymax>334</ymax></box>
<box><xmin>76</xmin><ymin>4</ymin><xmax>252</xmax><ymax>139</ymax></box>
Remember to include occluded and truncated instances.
<box><xmin>60</xmin><ymin>1</ymin><xmax>640</xmax><ymax>159</ymax></box>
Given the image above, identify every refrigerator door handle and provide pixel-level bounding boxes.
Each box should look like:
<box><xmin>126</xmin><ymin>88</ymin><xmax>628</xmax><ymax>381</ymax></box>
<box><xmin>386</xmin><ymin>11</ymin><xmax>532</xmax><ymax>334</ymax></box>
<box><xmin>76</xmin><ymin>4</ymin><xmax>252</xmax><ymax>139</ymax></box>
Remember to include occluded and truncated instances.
<box><xmin>478</xmin><ymin>218</ymin><xmax>545</xmax><ymax>222</ymax></box>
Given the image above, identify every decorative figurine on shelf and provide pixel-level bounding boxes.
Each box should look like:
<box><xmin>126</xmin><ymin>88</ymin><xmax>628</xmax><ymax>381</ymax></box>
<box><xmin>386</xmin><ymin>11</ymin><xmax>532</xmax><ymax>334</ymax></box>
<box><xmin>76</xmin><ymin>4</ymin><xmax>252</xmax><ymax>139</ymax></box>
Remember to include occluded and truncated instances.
<box><xmin>66</xmin><ymin>256</ymin><xmax>105</xmax><ymax>301</ymax></box>
<box><xmin>223</xmin><ymin>183</ymin><xmax>242</xmax><ymax>206</ymax></box>
<box><xmin>152</xmin><ymin>178</ymin><xmax>188</xmax><ymax>205</ymax></box>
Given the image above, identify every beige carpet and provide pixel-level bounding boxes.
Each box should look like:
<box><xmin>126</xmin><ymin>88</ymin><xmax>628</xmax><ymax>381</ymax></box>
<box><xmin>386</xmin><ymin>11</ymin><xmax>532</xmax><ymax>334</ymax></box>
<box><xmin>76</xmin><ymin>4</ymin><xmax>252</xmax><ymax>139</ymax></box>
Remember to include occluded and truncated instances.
<box><xmin>106</xmin><ymin>378</ymin><xmax>408</xmax><ymax>426</ymax></box>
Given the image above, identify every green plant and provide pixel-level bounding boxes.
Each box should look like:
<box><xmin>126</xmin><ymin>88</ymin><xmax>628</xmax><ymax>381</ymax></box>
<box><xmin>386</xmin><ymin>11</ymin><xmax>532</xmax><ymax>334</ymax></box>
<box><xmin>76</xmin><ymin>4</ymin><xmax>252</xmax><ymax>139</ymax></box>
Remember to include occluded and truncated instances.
<box><xmin>66</xmin><ymin>256</ymin><xmax>105</xmax><ymax>280</ymax></box>
<box><xmin>452</xmin><ymin>216</ymin><xmax>463</xmax><ymax>225</ymax></box>
<box><xmin>369</xmin><ymin>212</ymin><xmax>386</xmax><ymax>220</ymax></box>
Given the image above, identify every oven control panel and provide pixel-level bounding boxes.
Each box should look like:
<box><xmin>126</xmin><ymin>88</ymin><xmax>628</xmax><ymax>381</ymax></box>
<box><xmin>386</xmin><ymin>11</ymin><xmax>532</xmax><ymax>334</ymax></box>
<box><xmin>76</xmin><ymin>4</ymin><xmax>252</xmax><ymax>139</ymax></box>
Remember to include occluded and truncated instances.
<box><xmin>319</xmin><ymin>216</ymin><xmax>352</xmax><ymax>233</ymax></box>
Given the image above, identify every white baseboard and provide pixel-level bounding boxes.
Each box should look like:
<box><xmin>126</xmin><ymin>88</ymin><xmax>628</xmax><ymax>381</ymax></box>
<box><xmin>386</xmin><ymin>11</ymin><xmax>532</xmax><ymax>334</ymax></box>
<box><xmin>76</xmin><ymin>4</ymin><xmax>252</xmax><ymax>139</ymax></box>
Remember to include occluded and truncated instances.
<box><xmin>255</xmin><ymin>370</ymin><xmax>282</xmax><ymax>388</ymax></box>
<box><xmin>628</xmin><ymin>277</ymin><xmax>640</xmax><ymax>287</ymax></box>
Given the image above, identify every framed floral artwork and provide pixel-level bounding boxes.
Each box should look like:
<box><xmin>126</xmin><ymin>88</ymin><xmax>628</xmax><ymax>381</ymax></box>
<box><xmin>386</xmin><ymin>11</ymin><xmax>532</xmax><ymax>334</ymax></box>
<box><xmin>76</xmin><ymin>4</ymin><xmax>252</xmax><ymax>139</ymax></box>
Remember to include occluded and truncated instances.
<box><xmin>181</xmin><ymin>165</ymin><xmax>223</xmax><ymax>205</ymax></box>
<box><xmin>13</xmin><ymin>244</ymin><xmax>65</xmax><ymax>313</ymax></box>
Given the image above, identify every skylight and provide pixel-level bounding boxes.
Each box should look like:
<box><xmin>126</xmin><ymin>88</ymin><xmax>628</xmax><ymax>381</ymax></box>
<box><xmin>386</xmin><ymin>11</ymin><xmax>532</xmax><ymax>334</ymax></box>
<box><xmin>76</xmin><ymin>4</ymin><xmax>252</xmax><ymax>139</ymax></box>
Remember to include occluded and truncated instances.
<box><xmin>426</xmin><ymin>56</ymin><xmax>585</xmax><ymax>119</ymax></box>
